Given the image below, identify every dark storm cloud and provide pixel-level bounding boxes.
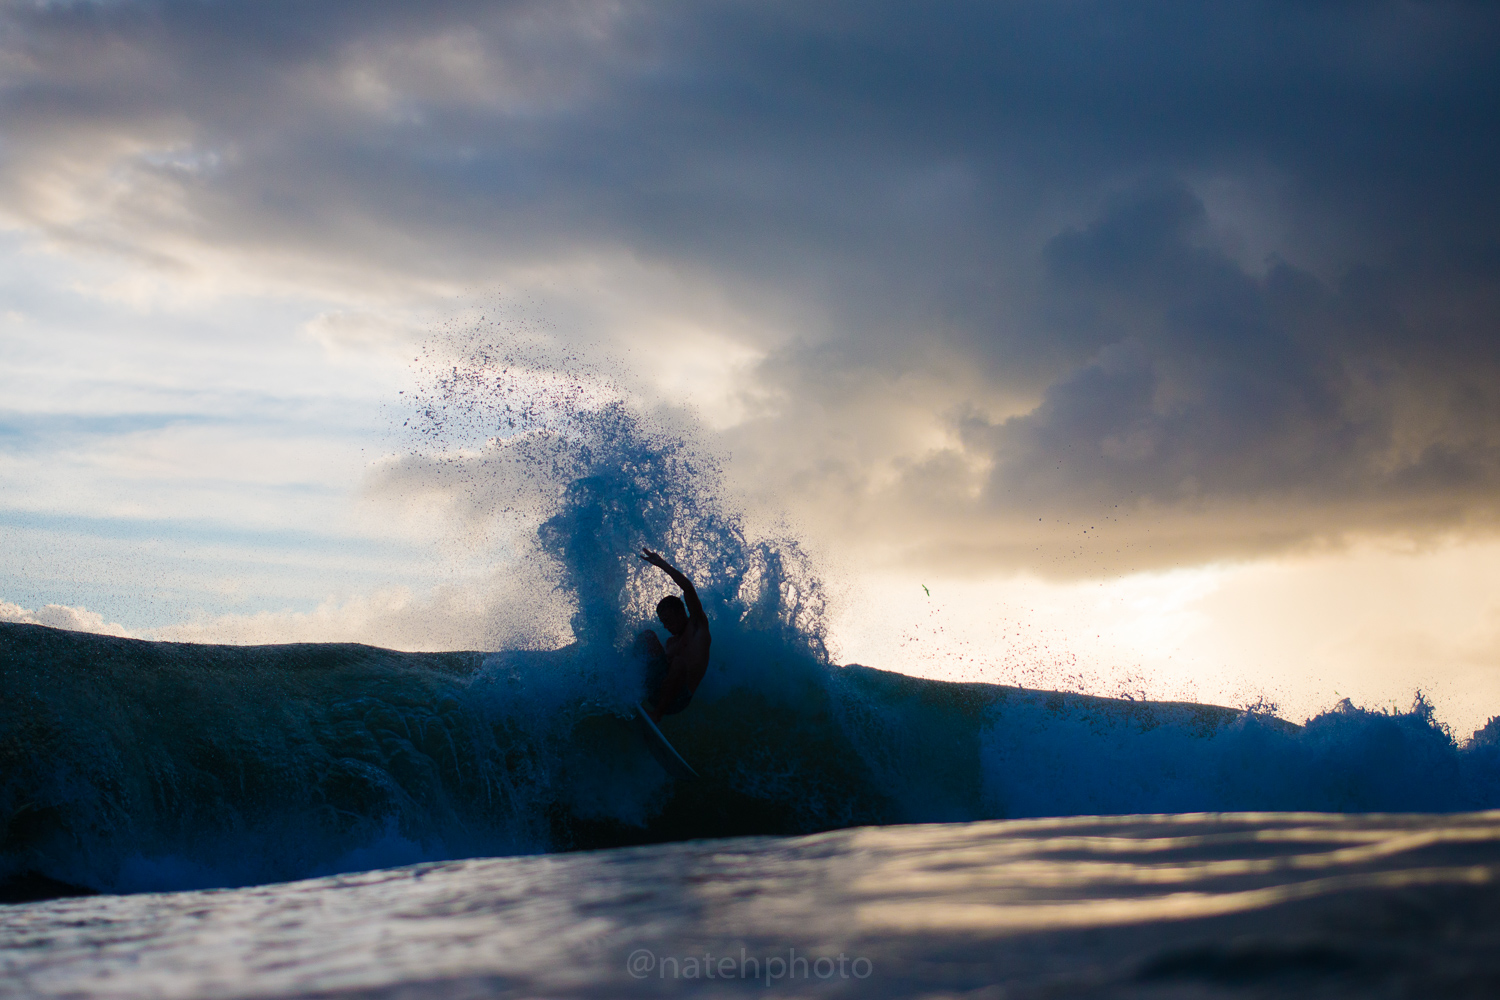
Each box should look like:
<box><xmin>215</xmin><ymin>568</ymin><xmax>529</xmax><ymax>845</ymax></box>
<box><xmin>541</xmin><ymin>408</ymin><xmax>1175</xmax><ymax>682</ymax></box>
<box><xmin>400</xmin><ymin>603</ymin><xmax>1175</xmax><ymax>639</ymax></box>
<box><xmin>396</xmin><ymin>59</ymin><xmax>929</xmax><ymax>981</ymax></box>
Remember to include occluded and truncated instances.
<box><xmin>931</xmin><ymin>179</ymin><xmax>1500</xmax><ymax>568</ymax></box>
<box><xmin>2</xmin><ymin>0</ymin><xmax>1498</xmax><ymax>571</ymax></box>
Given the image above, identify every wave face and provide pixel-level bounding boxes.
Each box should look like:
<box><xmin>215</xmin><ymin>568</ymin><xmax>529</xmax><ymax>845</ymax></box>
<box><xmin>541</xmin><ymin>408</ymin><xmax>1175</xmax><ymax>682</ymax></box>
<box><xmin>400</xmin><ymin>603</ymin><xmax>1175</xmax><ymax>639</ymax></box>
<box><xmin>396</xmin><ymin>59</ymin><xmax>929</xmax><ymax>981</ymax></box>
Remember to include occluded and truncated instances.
<box><xmin>4</xmin><ymin>621</ymin><xmax>1500</xmax><ymax>894</ymax></box>
<box><xmin>5</xmin><ymin>402</ymin><xmax>1500</xmax><ymax>894</ymax></box>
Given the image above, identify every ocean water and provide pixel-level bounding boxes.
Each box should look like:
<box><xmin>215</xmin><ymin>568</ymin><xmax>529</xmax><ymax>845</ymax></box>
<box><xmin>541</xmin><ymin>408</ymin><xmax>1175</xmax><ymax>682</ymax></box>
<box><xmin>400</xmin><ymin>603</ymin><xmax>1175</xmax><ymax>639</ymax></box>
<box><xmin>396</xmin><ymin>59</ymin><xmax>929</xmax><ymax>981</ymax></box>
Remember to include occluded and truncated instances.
<box><xmin>4</xmin><ymin>377</ymin><xmax>1500</xmax><ymax>996</ymax></box>
<box><xmin>4</xmin><ymin>812</ymin><xmax>1500</xmax><ymax>998</ymax></box>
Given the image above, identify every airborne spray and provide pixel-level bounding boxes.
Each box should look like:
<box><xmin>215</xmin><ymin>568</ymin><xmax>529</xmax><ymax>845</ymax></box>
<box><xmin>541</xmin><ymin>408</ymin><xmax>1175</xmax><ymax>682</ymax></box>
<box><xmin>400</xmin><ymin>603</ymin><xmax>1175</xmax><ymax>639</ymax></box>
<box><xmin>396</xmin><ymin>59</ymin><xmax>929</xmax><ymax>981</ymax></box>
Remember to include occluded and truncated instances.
<box><xmin>397</xmin><ymin>321</ymin><xmax>832</xmax><ymax>659</ymax></box>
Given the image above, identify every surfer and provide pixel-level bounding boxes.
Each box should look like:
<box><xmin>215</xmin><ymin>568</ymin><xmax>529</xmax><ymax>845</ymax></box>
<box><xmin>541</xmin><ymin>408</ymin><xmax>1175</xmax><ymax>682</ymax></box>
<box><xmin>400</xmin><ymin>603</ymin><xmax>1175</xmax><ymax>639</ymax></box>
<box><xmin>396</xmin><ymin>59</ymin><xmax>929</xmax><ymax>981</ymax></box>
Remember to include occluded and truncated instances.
<box><xmin>632</xmin><ymin>546</ymin><xmax>711</xmax><ymax>723</ymax></box>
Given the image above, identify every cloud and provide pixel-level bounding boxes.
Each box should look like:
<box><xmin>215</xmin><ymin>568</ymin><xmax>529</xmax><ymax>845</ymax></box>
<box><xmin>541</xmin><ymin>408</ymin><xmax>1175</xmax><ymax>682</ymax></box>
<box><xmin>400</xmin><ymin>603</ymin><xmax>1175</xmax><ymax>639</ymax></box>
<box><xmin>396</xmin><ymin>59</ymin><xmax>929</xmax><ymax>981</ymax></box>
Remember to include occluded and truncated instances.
<box><xmin>3</xmin><ymin>1</ymin><xmax>1499</xmax><ymax>575</ymax></box>
<box><xmin>995</xmin><ymin>180</ymin><xmax>1500</xmax><ymax>514</ymax></box>
<box><xmin>304</xmin><ymin>309</ymin><xmax>424</xmax><ymax>361</ymax></box>
<box><xmin>146</xmin><ymin>574</ymin><xmax>572</xmax><ymax>651</ymax></box>
<box><xmin>727</xmin><ymin>180</ymin><xmax>1500</xmax><ymax>574</ymax></box>
<box><xmin>2</xmin><ymin>573</ymin><xmax>570</xmax><ymax>651</ymax></box>
<box><xmin>0</xmin><ymin>598</ymin><xmax>134</xmax><ymax>637</ymax></box>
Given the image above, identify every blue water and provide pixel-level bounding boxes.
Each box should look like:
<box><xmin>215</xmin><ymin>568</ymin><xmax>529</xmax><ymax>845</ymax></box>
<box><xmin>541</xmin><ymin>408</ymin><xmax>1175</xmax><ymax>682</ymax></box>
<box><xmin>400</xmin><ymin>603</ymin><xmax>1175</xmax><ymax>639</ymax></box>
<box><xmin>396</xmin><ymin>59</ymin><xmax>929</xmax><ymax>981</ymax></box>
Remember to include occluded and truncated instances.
<box><xmin>3</xmin><ymin>400</ymin><xmax>1499</xmax><ymax>897</ymax></box>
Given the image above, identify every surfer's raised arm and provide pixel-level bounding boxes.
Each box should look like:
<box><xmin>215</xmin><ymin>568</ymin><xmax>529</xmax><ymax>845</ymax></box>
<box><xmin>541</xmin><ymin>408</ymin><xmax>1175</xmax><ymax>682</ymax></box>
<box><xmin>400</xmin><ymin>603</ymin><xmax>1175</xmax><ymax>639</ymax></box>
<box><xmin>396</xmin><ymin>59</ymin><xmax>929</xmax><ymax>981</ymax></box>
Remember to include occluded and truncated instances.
<box><xmin>638</xmin><ymin>547</ymin><xmax>705</xmax><ymax>624</ymax></box>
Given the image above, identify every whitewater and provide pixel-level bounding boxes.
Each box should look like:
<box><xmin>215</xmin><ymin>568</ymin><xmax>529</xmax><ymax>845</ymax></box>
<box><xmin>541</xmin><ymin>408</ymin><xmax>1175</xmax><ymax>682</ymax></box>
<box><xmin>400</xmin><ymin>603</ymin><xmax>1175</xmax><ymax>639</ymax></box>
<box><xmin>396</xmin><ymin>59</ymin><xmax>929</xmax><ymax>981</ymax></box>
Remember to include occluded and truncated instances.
<box><xmin>4</xmin><ymin>361</ymin><xmax>1500</xmax><ymax>997</ymax></box>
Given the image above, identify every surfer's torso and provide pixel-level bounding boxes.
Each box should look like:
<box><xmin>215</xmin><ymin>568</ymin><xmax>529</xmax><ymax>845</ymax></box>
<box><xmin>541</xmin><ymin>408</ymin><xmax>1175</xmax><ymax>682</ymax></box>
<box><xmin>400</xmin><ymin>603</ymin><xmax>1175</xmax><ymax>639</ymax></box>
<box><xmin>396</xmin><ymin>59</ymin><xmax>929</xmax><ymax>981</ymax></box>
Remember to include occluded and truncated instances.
<box><xmin>636</xmin><ymin>612</ymin><xmax>709</xmax><ymax>717</ymax></box>
<box><xmin>663</xmin><ymin>615</ymin><xmax>711</xmax><ymax>693</ymax></box>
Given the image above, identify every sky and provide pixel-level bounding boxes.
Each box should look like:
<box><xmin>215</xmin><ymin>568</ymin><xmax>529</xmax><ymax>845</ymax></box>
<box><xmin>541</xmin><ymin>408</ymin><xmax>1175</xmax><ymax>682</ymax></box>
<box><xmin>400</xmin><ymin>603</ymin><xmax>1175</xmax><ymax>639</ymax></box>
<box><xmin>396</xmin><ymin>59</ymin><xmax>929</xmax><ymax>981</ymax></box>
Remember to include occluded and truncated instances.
<box><xmin>2</xmin><ymin>0</ymin><xmax>1500</xmax><ymax>732</ymax></box>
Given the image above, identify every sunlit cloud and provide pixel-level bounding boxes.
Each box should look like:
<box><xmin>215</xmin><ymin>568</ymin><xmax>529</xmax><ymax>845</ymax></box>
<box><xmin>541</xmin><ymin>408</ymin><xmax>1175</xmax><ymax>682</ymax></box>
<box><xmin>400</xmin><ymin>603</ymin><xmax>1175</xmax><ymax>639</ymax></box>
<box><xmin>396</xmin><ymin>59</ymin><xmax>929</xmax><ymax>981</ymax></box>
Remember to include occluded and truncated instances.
<box><xmin>0</xmin><ymin>599</ymin><xmax>132</xmax><ymax>638</ymax></box>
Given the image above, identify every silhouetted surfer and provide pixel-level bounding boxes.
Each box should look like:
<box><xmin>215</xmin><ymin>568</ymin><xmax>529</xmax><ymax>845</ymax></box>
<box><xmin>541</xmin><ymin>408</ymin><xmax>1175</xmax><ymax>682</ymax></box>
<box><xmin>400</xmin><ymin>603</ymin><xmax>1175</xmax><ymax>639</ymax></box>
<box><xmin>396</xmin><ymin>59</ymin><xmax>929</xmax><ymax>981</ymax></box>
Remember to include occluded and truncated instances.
<box><xmin>633</xmin><ymin>547</ymin><xmax>711</xmax><ymax>723</ymax></box>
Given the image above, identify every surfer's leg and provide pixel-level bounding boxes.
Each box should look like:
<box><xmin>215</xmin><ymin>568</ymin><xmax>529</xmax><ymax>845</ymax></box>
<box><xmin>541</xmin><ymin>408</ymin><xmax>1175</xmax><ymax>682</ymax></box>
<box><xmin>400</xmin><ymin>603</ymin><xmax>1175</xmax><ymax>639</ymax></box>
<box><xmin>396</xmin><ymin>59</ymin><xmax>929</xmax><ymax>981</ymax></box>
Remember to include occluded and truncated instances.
<box><xmin>660</xmin><ymin>687</ymin><xmax>694</xmax><ymax>716</ymax></box>
<box><xmin>632</xmin><ymin>629</ymin><xmax>665</xmax><ymax>662</ymax></box>
<box><xmin>633</xmin><ymin>630</ymin><xmax>695</xmax><ymax>716</ymax></box>
<box><xmin>632</xmin><ymin>630</ymin><xmax>669</xmax><ymax>699</ymax></box>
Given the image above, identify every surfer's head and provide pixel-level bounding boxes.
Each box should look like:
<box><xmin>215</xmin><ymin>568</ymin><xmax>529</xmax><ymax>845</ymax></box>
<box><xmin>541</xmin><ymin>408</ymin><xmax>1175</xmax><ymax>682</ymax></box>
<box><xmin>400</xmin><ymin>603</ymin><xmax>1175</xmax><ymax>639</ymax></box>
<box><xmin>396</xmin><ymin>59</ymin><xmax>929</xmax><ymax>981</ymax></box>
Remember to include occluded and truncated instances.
<box><xmin>656</xmin><ymin>595</ymin><xmax>688</xmax><ymax>635</ymax></box>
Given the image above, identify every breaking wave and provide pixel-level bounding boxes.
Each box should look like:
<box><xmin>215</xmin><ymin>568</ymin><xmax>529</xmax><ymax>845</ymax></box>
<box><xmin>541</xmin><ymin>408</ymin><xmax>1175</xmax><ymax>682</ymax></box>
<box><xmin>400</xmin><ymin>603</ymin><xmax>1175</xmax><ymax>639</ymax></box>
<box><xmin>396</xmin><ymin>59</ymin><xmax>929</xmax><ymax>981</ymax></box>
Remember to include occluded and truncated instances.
<box><xmin>4</xmin><ymin>350</ymin><xmax>1500</xmax><ymax>895</ymax></box>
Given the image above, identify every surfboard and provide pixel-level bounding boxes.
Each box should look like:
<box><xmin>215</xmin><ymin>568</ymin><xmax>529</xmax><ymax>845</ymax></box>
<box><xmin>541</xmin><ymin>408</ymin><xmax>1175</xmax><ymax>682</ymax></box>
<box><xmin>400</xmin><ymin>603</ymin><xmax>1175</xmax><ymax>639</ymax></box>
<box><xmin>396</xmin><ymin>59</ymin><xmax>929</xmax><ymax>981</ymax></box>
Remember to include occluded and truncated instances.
<box><xmin>634</xmin><ymin>703</ymin><xmax>698</xmax><ymax>779</ymax></box>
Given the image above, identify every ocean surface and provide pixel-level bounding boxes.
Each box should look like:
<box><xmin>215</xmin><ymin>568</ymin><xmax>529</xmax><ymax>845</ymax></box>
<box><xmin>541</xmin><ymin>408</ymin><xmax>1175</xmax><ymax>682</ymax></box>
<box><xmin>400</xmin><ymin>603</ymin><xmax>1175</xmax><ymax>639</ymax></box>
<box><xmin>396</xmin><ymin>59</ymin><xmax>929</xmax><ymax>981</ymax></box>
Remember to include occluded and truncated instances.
<box><xmin>5</xmin><ymin>398</ymin><xmax>1500</xmax><ymax>996</ymax></box>
<box><xmin>4</xmin><ymin>811</ymin><xmax>1500</xmax><ymax>998</ymax></box>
